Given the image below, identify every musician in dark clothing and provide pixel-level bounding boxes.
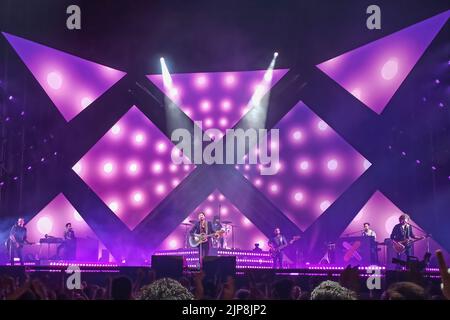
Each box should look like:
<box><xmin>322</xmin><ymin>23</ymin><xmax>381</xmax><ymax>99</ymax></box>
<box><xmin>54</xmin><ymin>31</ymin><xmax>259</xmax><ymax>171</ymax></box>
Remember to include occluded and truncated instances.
<box><xmin>57</xmin><ymin>223</ymin><xmax>77</xmax><ymax>260</ymax></box>
<box><xmin>190</xmin><ymin>212</ymin><xmax>214</xmax><ymax>267</ymax></box>
<box><xmin>9</xmin><ymin>218</ymin><xmax>31</xmax><ymax>265</ymax></box>
<box><xmin>268</xmin><ymin>227</ymin><xmax>287</xmax><ymax>269</ymax></box>
<box><xmin>212</xmin><ymin>216</ymin><xmax>224</xmax><ymax>249</ymax></box>
<box><xmin>390</xmin><ymin>214</ymin><xmax>423</xmax><ymax>260</ymax></box>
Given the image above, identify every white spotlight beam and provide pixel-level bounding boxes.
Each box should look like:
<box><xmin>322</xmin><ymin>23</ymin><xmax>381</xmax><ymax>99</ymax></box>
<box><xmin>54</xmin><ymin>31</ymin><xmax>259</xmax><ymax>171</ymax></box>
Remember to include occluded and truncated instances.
<box><xmin>245</xmin><ymin>52</ymin><xmax>279</xmax><ymax>129</ymax></box>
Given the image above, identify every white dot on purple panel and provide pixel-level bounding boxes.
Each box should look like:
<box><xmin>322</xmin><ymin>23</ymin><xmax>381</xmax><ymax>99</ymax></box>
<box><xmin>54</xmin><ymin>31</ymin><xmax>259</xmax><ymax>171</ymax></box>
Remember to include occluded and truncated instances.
<box><xmin>134</xmin><ymin>133</ymin><xmax>145</xmax><ymax>144</ymax></box>
<box><xmin>242</xmin><ymin>217</ymin><xmax>251</xmax><ymax>226</ymax></box>
<box><xmin>224</xmin><ymin>74</ymin><xmax>236</xmax><ymax>87</ymax></box>
<box><xmin>292</xmin><ymin>130</ymin><xmax>302</xmax><ymax>141</ymax></box>
<box><xmin>169</xmin><ymin>239</ymin><xmax>178</xmax><ymax>249</ymax></box>
<box><xmin>47</xmin><ymin>71</ymin><xmax>63</xmax><ymax>90</ymax></box>
<box><xmin>219</xmin><ymin>118</ymin><xmax>228</xmax><ymax>127</ymax></box>
<box><xmin>132</xmin><ymin>192</ymin><xmax>143</xmax><ymax>203</ymax></box>
<box><xmin>254</xmin><ymin>179</ymin><xmax>262</xmax><ymax>187</ymax></box>
<box><xmin>73</xmin><ymin>211</ymin><xmax>83</xmax><ymax>222</ymax></box>
<box><xmin>171</xmin><ymin>179</ymin><xmax>180</xmax><ymax>187</ymax></box>
<box><xmin>327</xmin><ymin>159</ymin><xmax>338</xmax><ymax>171</ymax></box>
<box><xmin>169</xmin><ymin>164</ymin><xmax>178</xmax><ymax>173</ymax></box>
<box><xmin>183</xmin><ymin>164</ymin><xmax>190</xmax><ymax>171</ymax></box>
<box><xmin>363</xmin><ymin>159</ymin><xmax>371</xmax><ymax>170</ymax></box>
<box><xmin>111</xmin><ymin>125</ymin><xmax>121</xmax><ymax>136</ymax></box>
<box><xmin>294</xmin><ymin>192</ymin><xmax>304</xmax><ymax>202</ymax></box>
<box><xmin>200</xmin><ymin>100</ymin><xmax>211</xmax><ymax>112</ymax></box>
<box><xmin>183</xmin><ymin>108</ymin><xmax>193</xmax><ymax>117</ymax></box>
<box><xmin>37</xmin><ymin>217</ymin><xmax>53</xmax><ymax>234</ymax></box>
<box><xmin>385</xmin><ymin>215</ymin><xmax>400</xmax><ymax>234</ymax></box>
<box><xmin>218</xmin><ymin>194</ymin><xmax>225</xmax><ymax>201</ymax></box>
<box><xmin>205</xmin><ymin>207</ymin><xmax>212</xmax><ymax>215</ymax></box>
<box><xmin>108</xmin><ymin>201</ymin><xmax>119</xmax><ymax>213</ymax></box>
<box><xmin>320</xmin><ymin>200</ymin><xmax>331</xmax><ymax>212</ymax></box>
<box><xmin>221</xmin><ymin>99</ymin><xmax>232</xmax><ymax>111</ymax></box>
<box><xmin>155</xmin><ymin>183</ymin><xmax>166</xmax><ymax>195</ymax></box>
<box><xmin>195</xmin><ymin>75</ymin><xmax>208</xmax><ymax>88</ymax></box>
<box><xmin>381</xmin><ymin>58</ymin><xmax>398</xmax><ymax>80</ymax></box>
<box><xmin>81</xmin><ymin>97</ymin><xmax>93</xmax><ymax>110</ymax></box>
<box><xmin>241</xmin><ymin>106</ymin><xmax>250</xmax><ymax>115</ymax></box>
<box><xmin>128</xmin><ymin>162</ymin><xmax>139</xmax><ymax>174</ymax></box>
<box><xmin>351</xmin><ymin>88</ymin><xmax>362</xmax><ymax>100</ymax></box>
<box><xmin>103</xmin><ymin>162</ymin><xmax>114</xmax><ymax>174</ymax></box>
<box><xmin>170</xmin><ymin>87</ymin><xmax>179</xmax><ymax>98</ymax></box>
<box><xmin>205</xmin><ymin>118</ymin><xmax>214</xmax><ymax>127</ymax></box>
<box><xmin>270</xmin><ymin>183</ymin><xmax>279</xmax><ymax>193</ymax></box>
<box><xmin>152</xmin><ymin>162</ymin><xmax>163</xmax><ymax>174</ymax></box>
<box><xmin>317</xmin><ymin>120</ymin><xmax>328</xmax><ymax>131</ymax></box>
<box><xmin>270</xmin><ymin>141</ymin><xmax>278</xmax><ymax>150</ymax></box>
<box><xmin>208</xmin><ymin>194</ymin><xmax>215</xmax><ymax>201</ymax></box>
<box><xmin>72</xmin><ymin>162</ymin><xmax>82</xmax><ymax>174</ymax></box>
<box><xmin>299</xmin><ymin>161</ymin><xmax>309</xmax><ymax>171</ymax></box>
<box><xmin>156</xmin><ymin>141</ymin><xmax>167</xmax><ymax>153</ymax></box>
<box><xmin>220</xmin><ymin>206</ymin><xmax>228</xmax><ymax>215</ymax></box>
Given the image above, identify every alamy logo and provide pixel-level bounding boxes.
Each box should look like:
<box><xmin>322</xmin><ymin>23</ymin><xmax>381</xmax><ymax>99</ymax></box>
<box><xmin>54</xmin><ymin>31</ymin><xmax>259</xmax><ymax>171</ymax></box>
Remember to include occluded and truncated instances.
<box><xmin>171</xmin><ymin>121</ymin><xmax>279</xmax><ymax>175</ymax></box>
<box><xmin>366</xmin><ymin>266</ymin><xmax>381</xmax><ymax>290</ymax></box>
<box><xmin>66</xmin><ymin>265</ymin><xmax>81</xmax><ymax>290</ymax></box>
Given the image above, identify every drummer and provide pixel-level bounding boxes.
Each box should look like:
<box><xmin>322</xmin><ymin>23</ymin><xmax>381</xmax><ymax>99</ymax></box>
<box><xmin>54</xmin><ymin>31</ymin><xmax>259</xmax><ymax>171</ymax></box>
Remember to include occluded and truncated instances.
<box><xmin>212</xmin><ymin>216</ymin><xmax>225</xmax><ymax>248</ymax></box>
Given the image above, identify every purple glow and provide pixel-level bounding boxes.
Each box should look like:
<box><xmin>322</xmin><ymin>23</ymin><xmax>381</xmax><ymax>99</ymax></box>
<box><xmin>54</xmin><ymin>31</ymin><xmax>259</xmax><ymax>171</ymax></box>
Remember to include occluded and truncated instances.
<box><xmin>342</xmin><ymin>191</ymin><xmax>450</xmax><ymax>260</ymax></box>
<box><xmin>237</xmin><ymin>101</ymin><xmax>369</xmax><ymax>230</ymax></box>
<box><xmin>147</xmin><ymin>69</ymin><xmax>288</xmax><ymax>136</ymax></box>
<box><xmin>24</xmin><ymin>194</ymin><xmax>108</xmax><ymax>261</ymax></box>
<box><xmin>73</xmin><ymin>106</ymin><xmax>195</xmax><ymax>230</ymax></box>
<box><xmin>316</xmin><ymin>11</ymin><xmax>450</xmax><ymax>114</ymax></box>
<box><xmin>157</xmin><ymin>190</ymin><xmax>267</xmax><ymax>251</ymax></box>
<box><xmin>2</xmin><ymin>32</ymin><xmax>126</xmax><ymax>122</ymax></box>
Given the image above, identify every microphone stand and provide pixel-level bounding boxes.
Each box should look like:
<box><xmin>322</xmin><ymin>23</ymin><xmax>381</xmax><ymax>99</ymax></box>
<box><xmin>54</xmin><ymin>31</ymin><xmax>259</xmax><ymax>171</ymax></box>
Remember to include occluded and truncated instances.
<box><xmin>409</xmin><ymin>224</ymin><xmax>431</xmax><ymax>253</ymax></box>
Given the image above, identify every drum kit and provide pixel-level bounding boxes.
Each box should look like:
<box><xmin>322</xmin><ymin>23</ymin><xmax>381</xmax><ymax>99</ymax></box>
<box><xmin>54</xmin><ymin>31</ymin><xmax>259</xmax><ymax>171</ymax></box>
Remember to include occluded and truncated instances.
<box><xmin>182</xmin><ymin>220</ymin><xmax>236</xmax><ymax>249</ymax></box>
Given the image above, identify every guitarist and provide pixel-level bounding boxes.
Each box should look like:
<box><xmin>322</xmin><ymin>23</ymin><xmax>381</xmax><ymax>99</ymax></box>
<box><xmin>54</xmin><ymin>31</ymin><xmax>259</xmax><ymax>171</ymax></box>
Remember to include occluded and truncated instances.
<box><xmin>8</xmin><ymin>217</ymin><xmax>32</xmax><ymax>266</ymax></box>
<box><xmin>390</xmin><ymin>214</ymin><xmax>423</xmax><ymax>260</ymax></box>
<box><xmin>268</xmin><ymin>227</ymin><xmax>287</xmax><ymax>269</ymax></box>
<box><xmin>190</xmin><ymin>212</ymin><xmax>214</xmax><ymax>267</ymax></box>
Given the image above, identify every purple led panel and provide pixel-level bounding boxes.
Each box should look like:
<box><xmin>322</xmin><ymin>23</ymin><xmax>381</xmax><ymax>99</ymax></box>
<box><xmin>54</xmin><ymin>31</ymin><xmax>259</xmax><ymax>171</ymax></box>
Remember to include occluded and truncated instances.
<box><xmin>147</xmin><ymin>69</ymin><xmax>288</xmax><ymax>137</ymax></box>
<box><xmin>316</xmin><ymin>10</ymin><xmax>449</xmax><ymax>114</ymax></box>
<box><xmin>23</xmin><ymin>193</ymin><xmax>107</xmax><ymax>261</ymax></box>
<box><xmin>341</xmin><ymin>191</ymin><xmax>450</xmax><ymax>260</ymax></box>
<box><xmin>156</xmin><ymin>190</ymin><xmax>268</xmax><ymax>251</ymax></box>
<box><xmin>237</xmin><ymin>101</ymin><xmax>370</xmax><ymax>231</ymax></box>
<box><xmin>2</xmin><ymin>32</ymin><xmax>126</xmax><ymax>121</ymax></box>
<box><xmin>73</xmin><ymin>106</ymin><xmax>195</xmax><ymax>230</ymax></box>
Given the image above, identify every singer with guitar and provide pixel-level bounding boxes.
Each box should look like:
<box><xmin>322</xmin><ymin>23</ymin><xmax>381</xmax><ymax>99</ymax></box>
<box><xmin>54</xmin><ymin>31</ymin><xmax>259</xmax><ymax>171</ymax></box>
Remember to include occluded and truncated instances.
<box><xmin>390</xmin><ymin>214</ymin><xmax>424</xmax><ymax>261</ymax></box>
<box><xmin>8</xmin><ymin>217</ymin><xmax>33</xmax><ymax>266</ymax></box>
<box><xmin>189</xmin><ymin>212</ymin><xmax>224</xmax><ymax>268</ymax></box>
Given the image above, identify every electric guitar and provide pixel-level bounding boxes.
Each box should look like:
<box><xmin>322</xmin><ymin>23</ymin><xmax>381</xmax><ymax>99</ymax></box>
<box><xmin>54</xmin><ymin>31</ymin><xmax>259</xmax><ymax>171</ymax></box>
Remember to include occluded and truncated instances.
<box><xmin>268</xmin><ymin>236</ymin><xmax>301</xmax><ymax>258</ymax></box>
<box><xmin>189</xmin><ymin>230</ymin><xmax>225</xmax><ymax>247</ymax></box>
<box><xmin>5</xmin><ymin>238</ymin><xmax>35</xmax><ymax>250</ymax></box>
<box><xmin>392</xmin><ymin>236</ymin><xmax>426</xmax><ymax>254</ymax></box>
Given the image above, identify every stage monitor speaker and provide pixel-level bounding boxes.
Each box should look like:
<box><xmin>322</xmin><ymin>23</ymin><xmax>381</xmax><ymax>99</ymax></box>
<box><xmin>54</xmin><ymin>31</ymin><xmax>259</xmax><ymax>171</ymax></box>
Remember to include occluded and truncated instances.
<box><xmin>151</xmin><ymin>255</ymin><xmax>183</xmax><ymax>279</ymax></box>
<box><xmin>203</xmin><ymin>256</ymin><xmax>236</xmax><ymax>281</ymax></box>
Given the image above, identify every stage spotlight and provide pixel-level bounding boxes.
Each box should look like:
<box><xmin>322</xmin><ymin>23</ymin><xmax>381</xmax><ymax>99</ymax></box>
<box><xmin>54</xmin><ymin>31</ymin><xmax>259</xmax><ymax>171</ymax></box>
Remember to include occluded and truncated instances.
<box><xmin>274</xmin><ymin>52</ymin><xmax>279</xmax><ymax>57</ymax></box>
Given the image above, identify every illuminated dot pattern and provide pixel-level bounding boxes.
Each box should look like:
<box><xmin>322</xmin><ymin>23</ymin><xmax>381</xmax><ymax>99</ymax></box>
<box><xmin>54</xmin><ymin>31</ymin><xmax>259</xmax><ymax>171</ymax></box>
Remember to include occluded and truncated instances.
<box><xmin>73</xmin><ymin>106</ymin><xmax>195</xmax><ymax>230</ymax></box>
<box><xmin>237</xmin><ymin>101</ymin><xmax>369</xmax><ymax>230</ymax></box>
<box><xmin>158</xmin><ymin>190</ymin><xmax>267</xmax><ymax>251</ymax></box>
<box><xmin>147</xmin><ymin>69</ymin><xmax>288</xmax><ymax>136</ymax></box>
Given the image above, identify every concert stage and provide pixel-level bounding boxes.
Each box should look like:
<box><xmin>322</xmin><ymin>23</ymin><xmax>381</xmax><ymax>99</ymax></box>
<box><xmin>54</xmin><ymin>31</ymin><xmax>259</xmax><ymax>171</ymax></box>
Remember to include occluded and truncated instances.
<box><xmin>1</xmin><ymin>0</ymin><xmax>450</xmax><ymax>303</ymax></box>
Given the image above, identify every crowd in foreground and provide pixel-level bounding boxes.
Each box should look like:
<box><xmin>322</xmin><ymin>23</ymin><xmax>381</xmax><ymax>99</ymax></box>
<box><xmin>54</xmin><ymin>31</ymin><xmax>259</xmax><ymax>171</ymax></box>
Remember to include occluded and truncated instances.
<box><xmin>0</xmin><ymin>250</ymin><xmax>449</xmax><ymax>300</ymax></box>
